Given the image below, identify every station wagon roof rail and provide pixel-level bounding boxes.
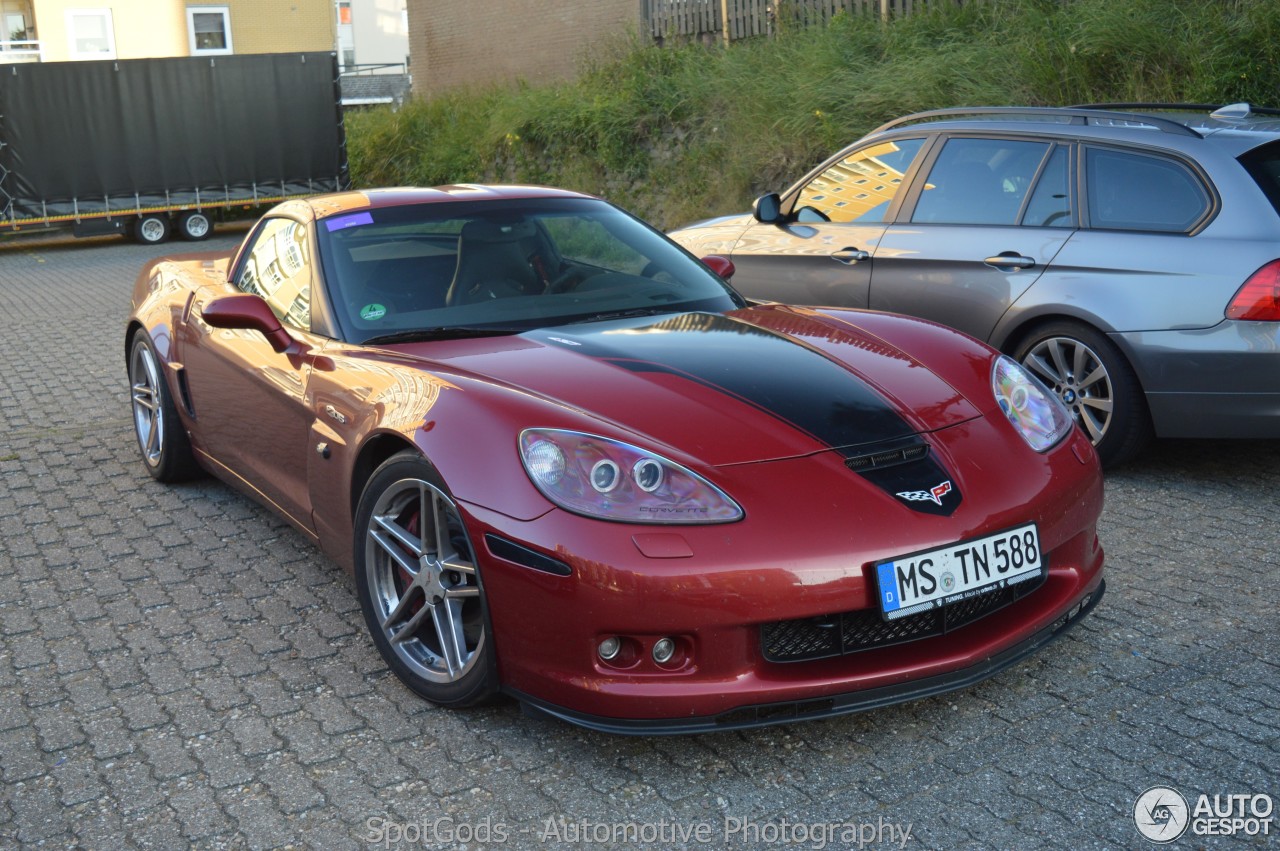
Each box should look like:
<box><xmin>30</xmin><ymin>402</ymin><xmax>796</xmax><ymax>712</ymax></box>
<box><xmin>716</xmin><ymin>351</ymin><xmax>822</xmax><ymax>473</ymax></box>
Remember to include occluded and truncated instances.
<box><xmin>869</xmin><ymin>106</ymin><xmax>1203</xmax><ymax>138</ymax></box>
<box><xmin>1071</xmin><ymin>102</ymin><xmax>1280</xmax><ymax>121</ymax></box>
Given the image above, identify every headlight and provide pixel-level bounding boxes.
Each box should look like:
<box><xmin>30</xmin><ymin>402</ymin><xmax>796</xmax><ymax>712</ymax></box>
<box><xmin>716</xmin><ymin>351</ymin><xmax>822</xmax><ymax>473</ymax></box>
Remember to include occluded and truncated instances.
<box><xmin>991</xmin><ymin>356</ymin><xmax>1073</xmax><ymax>451</ymax></box>
<box><xmin>519</xmin><ymin>429</ymin><xmax>743</xmax><ymax>524</ymax></box>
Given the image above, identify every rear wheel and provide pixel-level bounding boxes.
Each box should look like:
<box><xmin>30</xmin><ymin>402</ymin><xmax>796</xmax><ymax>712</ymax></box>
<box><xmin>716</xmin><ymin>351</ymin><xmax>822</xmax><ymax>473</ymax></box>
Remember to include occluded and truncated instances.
<box><xmin>1014</xmin><ymin>321</ymin><xmax>1151</xmax><ymax>467</ymax></box>
<box><xmin>133</xmin><ymin>214</ymin><xmax>171</xmax><ymax>245</ymax></box>
<box><xmin>176</xmin><ymin>211</ymin><xmax>212</xmax><ymax>241</ymax></box>
<box><xmin>128</xmin><ymin>333</ymin><xmax>200</xmax><ymax>481</ymax></box>
<box><xmin>354</xmin><ymin>452</ymin><xmax>497</xmax><ymax>707</ymax></box>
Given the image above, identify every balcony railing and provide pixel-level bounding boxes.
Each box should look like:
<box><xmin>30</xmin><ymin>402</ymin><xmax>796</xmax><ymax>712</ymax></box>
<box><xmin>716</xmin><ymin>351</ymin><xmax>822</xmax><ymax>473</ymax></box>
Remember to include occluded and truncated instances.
<box><xmin>0</xmin><ymin>40</ymin><xmax>42</xmax><ymax>63</ymax></box>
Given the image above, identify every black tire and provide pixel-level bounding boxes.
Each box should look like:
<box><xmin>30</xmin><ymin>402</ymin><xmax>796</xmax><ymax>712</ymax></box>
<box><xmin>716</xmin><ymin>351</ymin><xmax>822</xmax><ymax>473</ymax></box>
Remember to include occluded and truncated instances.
<box><xmin>1013</xmin><ymin>321</ymin><xmax>1151</xmax><ymax>467</ymax></box>
<box><xmin>354</xmin><ymin>451</ymin><xmax>498</xmax><ymax>707</ymax></box>
<box><xmin>128</xmin><ymin>332</ymin><xmax>201</xmax><ymax>482</ymax></box>
<box><xmin>176</xmin><ymin>211</ymin><xmax>213</xmax><ymax>241</ymax></box>
<box><xmin>133</xmin><ymin>214</ymin><xmax>171</xmax><ymax>245</ymax></box>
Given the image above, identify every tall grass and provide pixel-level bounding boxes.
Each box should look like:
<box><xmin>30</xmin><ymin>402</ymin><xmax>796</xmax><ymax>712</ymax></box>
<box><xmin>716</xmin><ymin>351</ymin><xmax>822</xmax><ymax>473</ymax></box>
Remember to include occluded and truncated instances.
<box><xmin>347</xmin><ymin>0</ymin><xmax>1280</xmax><ymax>229</ymax></box>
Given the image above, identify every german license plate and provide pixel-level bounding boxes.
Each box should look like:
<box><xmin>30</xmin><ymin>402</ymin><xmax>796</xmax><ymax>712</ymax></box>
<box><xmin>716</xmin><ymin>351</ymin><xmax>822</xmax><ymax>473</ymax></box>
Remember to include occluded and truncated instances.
<box><xmin>875</xmin><ymin>523</ymin><xmax>1042</xmax><ymax>621</ymax></box>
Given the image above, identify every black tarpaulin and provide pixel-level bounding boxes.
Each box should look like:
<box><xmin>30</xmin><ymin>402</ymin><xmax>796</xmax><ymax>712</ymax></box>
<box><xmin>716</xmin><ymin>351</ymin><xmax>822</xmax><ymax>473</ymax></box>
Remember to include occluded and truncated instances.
<box><xmin>0</xmin><ymin>52</ymin><xmax>347</xmax><ymax>223</ymax></box>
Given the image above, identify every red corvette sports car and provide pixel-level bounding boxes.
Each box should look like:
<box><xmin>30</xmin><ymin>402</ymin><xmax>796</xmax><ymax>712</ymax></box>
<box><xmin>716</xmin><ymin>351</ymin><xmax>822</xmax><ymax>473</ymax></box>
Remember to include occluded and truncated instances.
<box><xmin>126</xmin><ymin>185</ymin><xmax>1105</xmax><ymax>733</ymax></box>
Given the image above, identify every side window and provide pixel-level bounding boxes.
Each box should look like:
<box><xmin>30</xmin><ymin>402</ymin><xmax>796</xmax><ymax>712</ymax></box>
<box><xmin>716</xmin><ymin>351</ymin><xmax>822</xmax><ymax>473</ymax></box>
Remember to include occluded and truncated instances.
<box><xmin>1085</xmin><ymin>147</ymin><xmax>1210</xmax><ymax>232</ymax></box>
<box><xmin>1239</xmin><ymin>140</ymin><xmax>1280</xmax><ymax>215</ymax></box>
<box><xmin>235</xmin><ymin>218</ymin><xmax>314</xmax><ymax>332</ymax></box>
<box><xmin>912</xmin><ymin>137</ymin><xmax>1051</xmax><ymax>226</ymax></box>
<box><xmin>1022</xmin><ymin>146</ymin><xmax>1072</xmax><ymax>227</ymax></box>
<box><xmin>795</xmin><ymin>137</ymin><xmax>925</xmax><ymax>224</ymax></box>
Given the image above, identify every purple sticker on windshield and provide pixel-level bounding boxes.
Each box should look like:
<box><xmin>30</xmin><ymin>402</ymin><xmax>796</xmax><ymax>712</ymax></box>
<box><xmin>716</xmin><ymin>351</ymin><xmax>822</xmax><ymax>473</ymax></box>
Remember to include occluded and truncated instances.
<box><xmin>324</xmin><ymin>211</ymin><xmax>374</xmax><ymax>232</ymax></box>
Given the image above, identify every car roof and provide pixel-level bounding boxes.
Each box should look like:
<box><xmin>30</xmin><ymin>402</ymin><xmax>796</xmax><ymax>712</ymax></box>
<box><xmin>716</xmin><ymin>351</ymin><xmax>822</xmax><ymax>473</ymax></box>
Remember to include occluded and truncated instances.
<box><xmin>301</xmin><ymin>184</ymin><xmax>598</xmax><ymax>221</ymax></box>
<box><xmin>866</xmin><ymin>104</ymin><xmax>1280</xmax><ymax>156</ymax></box>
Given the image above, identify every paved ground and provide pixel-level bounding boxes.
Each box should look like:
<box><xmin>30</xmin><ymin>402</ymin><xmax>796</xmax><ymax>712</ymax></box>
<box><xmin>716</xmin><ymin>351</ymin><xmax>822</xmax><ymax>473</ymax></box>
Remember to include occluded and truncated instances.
<box><xmin>0</xmin><ymin>230</ymin><xmax>1276</xmax><ymax>850</ymax></box>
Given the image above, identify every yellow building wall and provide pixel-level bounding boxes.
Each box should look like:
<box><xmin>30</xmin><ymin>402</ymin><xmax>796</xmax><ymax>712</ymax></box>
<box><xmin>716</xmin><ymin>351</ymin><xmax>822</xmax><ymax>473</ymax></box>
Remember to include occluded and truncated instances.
<box><xmin>33</xmin><ymin>0</ymin><xmax>186</xmax><ymax>62</ymax></box>
<box><xmin>226</xmin><ymin>0</ymin><xmax>334</xmax><ymax>55</ymax></box>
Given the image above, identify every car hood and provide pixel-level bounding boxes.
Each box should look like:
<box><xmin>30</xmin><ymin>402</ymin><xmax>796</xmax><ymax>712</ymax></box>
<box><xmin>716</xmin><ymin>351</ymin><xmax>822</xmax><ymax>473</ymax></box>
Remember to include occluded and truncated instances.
<box><xmin>391</xmin><ymin>305</ymin><xmax>985</xmax><ymax>466</ymax></box>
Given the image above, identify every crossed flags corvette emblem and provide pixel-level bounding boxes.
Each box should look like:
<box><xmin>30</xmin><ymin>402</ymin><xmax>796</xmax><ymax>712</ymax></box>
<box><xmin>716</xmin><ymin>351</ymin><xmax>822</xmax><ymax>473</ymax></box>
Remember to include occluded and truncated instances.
<box><xmin>895</xmin><ymin>480</ymin><xmax>953</xmax><ymax>507</ymax></box>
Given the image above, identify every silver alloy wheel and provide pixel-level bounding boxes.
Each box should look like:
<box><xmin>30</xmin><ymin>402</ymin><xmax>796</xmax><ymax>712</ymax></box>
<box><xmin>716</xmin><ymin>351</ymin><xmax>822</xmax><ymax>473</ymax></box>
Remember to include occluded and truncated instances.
<box><xmin>139</xmin><ymin>217</ymin><xmax>167</xmax><ymax>243</ymax></box>
<box><xmin>182</xmin><ymin>212</ymin><xmax>211</xmax><ymax>239</ymax></box>
<box><xmin>1021</xmin><ymin>336</ymin><xmax>1113</xmax><ymax>443</ymax></box>
<box><xmin>130</xmin><ymin>342</ymin><xmax>165</xmax><ymax>467</ymax></box>
<box><xmin>364</xmin><ymin>477</ymin><xmax>484</xmax><ymax>683</ymax></box>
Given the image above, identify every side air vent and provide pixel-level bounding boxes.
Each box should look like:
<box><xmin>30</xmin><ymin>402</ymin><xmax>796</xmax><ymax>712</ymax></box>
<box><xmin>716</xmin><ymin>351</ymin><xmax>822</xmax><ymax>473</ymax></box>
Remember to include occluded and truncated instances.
<box><xmin>485</xmin><ymin>534</ymin><xmax>572</xmax><ymax>577</ymax></box>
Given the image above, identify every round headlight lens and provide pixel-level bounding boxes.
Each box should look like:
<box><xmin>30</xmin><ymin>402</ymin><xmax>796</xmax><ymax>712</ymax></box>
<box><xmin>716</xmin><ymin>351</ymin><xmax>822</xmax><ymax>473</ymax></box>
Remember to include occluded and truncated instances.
<box><xmin>524</xmin><ymin>439</ymin><xmax>566</xmax><ymax>486</ymax></box>
<box><xmin>632</xmin><ymin>458</ymin><xmax>664</xmax><ymax>493</ymax></box>
<box><xmin>590</xmin><ymin>459</ymin><xmax>620</xmax><ymax>493</ymax></box>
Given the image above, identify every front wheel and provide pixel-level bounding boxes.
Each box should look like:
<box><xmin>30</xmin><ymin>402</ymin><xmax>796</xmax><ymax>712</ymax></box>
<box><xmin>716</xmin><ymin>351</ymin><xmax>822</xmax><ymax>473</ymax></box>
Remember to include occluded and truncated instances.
<box><xmin>128</xmin><ymin>332</ymin><xmax>200</xmax><ymax>481</ymax></box>
<box><xmin>354</xmin><ymin>452</ymin><xmax>498</xmax><ymax>707</ymax></box>
<box><xmin>1014</xmin><ymin>321</ymin><xmax>1151</xmax><ymax>467</ymax></box>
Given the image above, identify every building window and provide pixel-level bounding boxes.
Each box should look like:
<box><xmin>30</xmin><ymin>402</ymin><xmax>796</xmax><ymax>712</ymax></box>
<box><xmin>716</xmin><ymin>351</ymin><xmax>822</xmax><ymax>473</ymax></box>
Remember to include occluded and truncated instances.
<box><xmin>187</xmin><ymin>6</ymin><xmax>232</xmax><ymax>55</ymax></box>
<box><xmin>6</xmin><ymin>12</ymin><xmax>29</xmax><ymax>42</ymax></box>
<box><xmin>66</xmin><ymin>9</ymin><xmax>116</xmax><ymax>60</ymax></box>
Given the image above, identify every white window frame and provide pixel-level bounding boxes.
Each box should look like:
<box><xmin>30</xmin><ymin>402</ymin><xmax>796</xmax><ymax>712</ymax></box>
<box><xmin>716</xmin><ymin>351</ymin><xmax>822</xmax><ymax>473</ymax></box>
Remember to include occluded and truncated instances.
<box><xmin>65</xmin><ymin>8</ymin><xmax>116</xmax><ymax>60</ymax></box>
<box><xmin>187</xmin><ymin>5</ymin><xmax>232</xmax><ymax>56</ymax></box>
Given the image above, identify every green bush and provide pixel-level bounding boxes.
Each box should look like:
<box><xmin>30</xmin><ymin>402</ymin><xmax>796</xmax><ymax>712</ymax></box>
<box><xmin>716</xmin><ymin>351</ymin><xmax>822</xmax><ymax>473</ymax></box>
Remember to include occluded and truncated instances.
<box><xmin>346</xmin><ymin>0</ymin><xmax>1280</xmax><ymax>229</ymax></box>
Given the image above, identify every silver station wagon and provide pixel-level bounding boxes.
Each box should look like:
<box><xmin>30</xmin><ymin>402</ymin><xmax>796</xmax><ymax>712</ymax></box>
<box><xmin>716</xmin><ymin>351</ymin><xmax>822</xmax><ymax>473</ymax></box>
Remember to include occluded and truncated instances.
<box><xmin>670</xmin><ymin>104</ymin><xmax>1280</xmax><ymax>466</ymax></box>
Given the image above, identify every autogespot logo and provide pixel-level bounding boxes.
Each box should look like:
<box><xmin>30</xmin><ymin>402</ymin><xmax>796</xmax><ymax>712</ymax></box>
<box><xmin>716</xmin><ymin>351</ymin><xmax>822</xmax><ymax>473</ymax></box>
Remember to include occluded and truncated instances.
<box><xmin>1134</xmin><ymin>786</ymin><xmax>1190</xmax><ymax>843</ymax></box>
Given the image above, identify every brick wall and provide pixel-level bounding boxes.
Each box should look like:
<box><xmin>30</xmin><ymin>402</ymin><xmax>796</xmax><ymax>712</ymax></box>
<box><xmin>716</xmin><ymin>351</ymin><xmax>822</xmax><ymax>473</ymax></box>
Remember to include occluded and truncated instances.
<box><xmin>406</xmin><ymin>0</ymin><xmax>639</xmax><ymax>98</ymax></box>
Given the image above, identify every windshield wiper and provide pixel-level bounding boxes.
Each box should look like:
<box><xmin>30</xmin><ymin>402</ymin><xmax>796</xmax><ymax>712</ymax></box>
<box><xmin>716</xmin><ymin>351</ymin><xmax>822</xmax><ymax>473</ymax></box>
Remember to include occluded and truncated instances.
<box><xmin>360</xmin><ymin>327</ymin><xmax>521</xmax><ymax>346</ymax></box>
<box><xmin>566</xmin><ymin>306</ymin><xmax>682</xmax><ymax>325</ymax></box>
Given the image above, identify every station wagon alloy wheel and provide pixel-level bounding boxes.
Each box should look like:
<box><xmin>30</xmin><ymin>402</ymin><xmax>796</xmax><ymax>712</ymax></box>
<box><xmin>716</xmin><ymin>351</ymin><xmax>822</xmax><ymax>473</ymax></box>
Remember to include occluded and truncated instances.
<box><xmin>1015</xmin><ymin>320</ymin><xmax>1153</xmax><ymax>467</ymax></box>
<box><xmin>356</xmin><ymin>455</ymin><xmax>495</xmax><ymax>706</ymax></box>
<box><xmin>1021</xmin><ymin>335</ymin><xmax>1114</xmax><ymax>445</ymax></box>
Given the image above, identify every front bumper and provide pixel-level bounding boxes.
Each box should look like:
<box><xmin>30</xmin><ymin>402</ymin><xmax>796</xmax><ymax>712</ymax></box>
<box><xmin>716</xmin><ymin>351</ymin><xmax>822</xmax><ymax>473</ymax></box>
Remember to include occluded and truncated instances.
<box><xmin>514</xmin><ymin>579</ymin><xmax>1103</xmax><ymax>735</ymax></box>
<box><xmin>463</xmin><ymin>421</ymin><xmax>1105</xmax><ymax>730</ymax></box>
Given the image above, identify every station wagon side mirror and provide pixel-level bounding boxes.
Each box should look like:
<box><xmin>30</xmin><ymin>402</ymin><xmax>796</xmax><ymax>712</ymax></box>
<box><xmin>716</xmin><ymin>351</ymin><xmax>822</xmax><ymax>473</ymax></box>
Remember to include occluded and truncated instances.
<box><xmin>701</xmin><ymin>255</ymin><xmax>736</xmax><ymax>281</ymax></box>
<box><xmin>753</xmin><ymin>193</ymin><xmax>783</xmax><ymax>224</ymax></box>
<box><xmin>202</xmin><ymin>294</ymin><xmax>294</xmax><ymax>353</ymax></box>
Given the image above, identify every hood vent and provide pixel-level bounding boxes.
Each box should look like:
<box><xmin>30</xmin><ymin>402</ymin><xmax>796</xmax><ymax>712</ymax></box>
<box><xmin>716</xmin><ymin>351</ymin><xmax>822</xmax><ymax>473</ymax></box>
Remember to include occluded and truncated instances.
<box><xmin>844</xmin><ymin>442</ymin><xmax>929</xmax><ymax>472</ymax></box>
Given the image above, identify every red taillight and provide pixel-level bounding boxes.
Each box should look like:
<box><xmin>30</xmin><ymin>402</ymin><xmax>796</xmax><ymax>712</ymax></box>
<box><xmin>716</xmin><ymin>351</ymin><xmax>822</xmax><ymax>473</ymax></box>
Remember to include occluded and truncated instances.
<box><xmin>1227</xmin><ymin>259</ymin><xmax>1280</xmax><ymax>321</ymax></box>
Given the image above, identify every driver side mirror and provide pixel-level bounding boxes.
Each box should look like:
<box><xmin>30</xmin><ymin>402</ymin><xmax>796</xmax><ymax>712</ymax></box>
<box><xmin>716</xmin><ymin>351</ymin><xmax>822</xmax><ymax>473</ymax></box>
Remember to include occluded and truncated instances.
<box><xmin>202</xmin><ymin>294</ymin><xmax>294</xmax><ymax>353</ymax></box>
<box><xmin>752</xmin><ymin>193</ymin><xmax>783</xmax><ymax>224</ymax></box>
<box><xmin>701</xmin><ymin>255</ymin><xmax>736</xmax><ymax>281</ymax></box>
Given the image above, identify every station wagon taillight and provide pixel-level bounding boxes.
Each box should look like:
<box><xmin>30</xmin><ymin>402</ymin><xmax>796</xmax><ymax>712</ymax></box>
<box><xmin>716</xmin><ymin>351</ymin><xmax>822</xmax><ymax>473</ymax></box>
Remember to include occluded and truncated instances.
<box><xmin>1227</xmin><ymin>260</ymin><xmax>1280</xmax><ymax>321</ymax></box>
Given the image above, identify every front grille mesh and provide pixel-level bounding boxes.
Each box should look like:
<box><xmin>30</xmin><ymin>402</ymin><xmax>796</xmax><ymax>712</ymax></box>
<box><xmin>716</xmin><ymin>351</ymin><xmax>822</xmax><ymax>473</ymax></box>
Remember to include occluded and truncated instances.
<box><xmin>760</xmin><ymin>575</ymin><xmax>1047</xmax><ymax>663</ymax></box>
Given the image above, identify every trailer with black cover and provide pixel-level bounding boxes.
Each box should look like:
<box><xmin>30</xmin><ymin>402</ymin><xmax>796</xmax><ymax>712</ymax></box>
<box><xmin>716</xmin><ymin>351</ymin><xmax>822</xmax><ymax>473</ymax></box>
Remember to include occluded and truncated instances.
<box><xmin>0</xmin><ymin>51</ymin><xmax>347</xmax><ymax>243</ymax></box>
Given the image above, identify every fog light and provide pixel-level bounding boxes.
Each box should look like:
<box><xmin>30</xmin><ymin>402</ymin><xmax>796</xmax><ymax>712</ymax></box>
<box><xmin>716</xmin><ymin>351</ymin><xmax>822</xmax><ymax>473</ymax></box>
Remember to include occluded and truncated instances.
<box><xmin>597</xmin><ymin>636</ymin><xmax>621</xmax><ymax>661</ymax></box>
<box><xmin>652</xmin><ymin>637</ymin><xmax>675</xmax><ymax>664</ymax></box>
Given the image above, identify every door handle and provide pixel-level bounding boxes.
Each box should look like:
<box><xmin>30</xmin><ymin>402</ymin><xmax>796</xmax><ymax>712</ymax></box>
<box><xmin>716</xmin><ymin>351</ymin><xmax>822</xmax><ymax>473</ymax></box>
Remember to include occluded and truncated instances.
<box><xmin>984</xmin><ymin>252</ymin><xmax>1036</xmax><ymax>270</ymax></box>
<box><xmin>831</xmin><ymin>247</ymin><xmax>870</xmax><ymax>265</ymax></box>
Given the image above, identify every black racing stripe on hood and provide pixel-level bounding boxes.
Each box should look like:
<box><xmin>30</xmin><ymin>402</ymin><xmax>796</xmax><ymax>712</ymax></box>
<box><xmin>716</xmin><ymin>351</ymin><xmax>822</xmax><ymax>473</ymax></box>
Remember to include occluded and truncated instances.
<box><xmin>531</xmin><ymin>312</ymin><xmax>915</xmax><ymax>454</ymax></box>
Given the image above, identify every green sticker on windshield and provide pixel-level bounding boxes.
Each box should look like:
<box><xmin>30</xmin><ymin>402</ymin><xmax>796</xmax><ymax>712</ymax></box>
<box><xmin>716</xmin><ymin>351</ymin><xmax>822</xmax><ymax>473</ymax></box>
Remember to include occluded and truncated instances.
<box><xmin>360</xmin><ymin>303</ymin><xmax>387</xmax><ymax>321</ymax></box>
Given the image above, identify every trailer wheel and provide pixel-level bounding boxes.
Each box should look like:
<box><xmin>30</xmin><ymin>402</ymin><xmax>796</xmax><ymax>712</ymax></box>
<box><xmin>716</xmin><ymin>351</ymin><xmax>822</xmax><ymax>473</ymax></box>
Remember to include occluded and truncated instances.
<box><xmin>176</xmin><ymin>211</ymin><xmax>212</xmax><ymax>241</ymax></box>
<box><xmin>134</xmin><ymin>214</ymin><xmax>172</xmax><ymax>245</ymax></box>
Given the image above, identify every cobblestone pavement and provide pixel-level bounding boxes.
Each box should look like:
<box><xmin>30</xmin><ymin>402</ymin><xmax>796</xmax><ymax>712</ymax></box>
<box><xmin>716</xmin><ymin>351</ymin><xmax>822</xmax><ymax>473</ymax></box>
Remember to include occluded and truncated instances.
<box><xmin>0</xmin><ymin>231</ymin><xmax>1276</xmax><ymax>850</ymax></box>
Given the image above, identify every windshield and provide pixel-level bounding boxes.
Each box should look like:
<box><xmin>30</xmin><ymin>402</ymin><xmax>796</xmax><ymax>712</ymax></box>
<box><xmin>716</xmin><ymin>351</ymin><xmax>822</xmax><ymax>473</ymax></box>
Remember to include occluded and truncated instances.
<box><xmin>314</xmin><ymin>197</ymin><xmax>744</xmax><ymax>344</ymax></box>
